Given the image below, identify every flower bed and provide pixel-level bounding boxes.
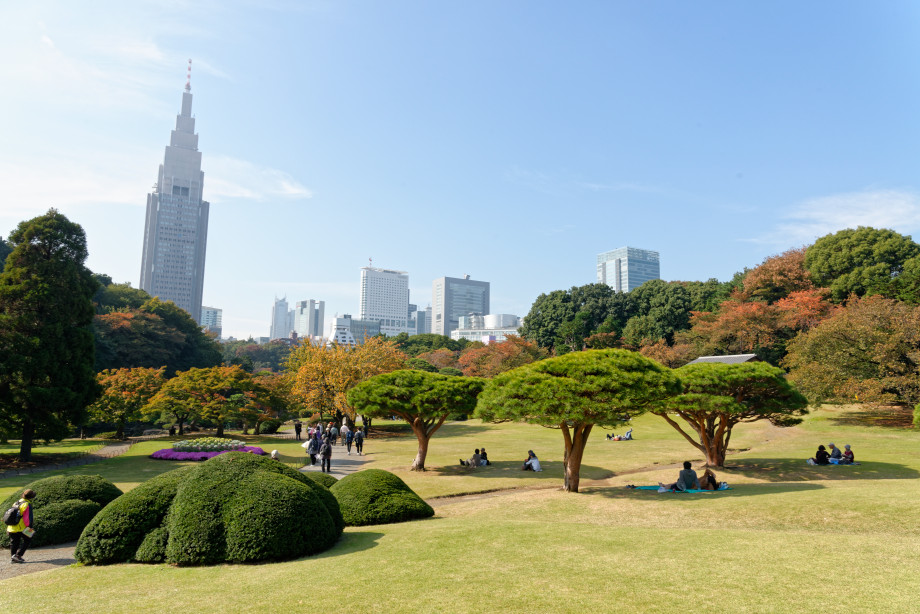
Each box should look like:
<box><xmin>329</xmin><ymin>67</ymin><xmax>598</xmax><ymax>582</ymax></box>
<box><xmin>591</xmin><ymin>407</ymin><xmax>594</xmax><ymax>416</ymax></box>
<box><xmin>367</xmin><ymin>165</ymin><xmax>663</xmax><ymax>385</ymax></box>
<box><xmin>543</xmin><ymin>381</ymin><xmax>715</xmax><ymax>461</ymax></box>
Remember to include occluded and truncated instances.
<box><xmin>151</xmin><ymin>446</ymin><xmax>265</xmax><ymax>461</ymax></box>
<box><xmin>170</xmin><ymin>437</ymin><xmax>248</xmax><ymax>453</ymax></box>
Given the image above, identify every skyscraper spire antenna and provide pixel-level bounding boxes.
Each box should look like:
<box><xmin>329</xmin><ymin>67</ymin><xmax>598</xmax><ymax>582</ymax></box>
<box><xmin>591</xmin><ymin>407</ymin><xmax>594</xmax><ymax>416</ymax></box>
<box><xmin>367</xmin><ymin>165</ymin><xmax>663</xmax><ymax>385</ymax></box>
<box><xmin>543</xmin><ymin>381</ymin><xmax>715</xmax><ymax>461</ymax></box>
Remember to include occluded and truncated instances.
<box><xmin>185</xmin><ymin>58</ymin><xmax>192</xmax><ymax>92</ymax></box>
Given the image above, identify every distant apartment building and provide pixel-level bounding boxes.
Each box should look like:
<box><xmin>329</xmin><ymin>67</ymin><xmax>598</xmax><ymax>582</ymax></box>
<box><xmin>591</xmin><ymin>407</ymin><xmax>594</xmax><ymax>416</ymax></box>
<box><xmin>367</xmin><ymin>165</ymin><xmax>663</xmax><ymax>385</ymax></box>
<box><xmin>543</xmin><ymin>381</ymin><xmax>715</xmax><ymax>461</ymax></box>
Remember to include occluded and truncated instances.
<box><xmin>431</xmin><ymin>275</ymin><xmax>490</xmax><ymax>338</ymax></box>
<box><xmin>200</xmin><ymin>306</ymin><xmax>222</xmax><ymax>338</ymax></box>
<box><xmin>269</xmin><ymin>297</ymin><xmax>294</xmax><ymax>340</ymax></box>
<box><xmin>359</xmin><ymin>267</ymin><xmax>410</xmax><ymax>337</ymax></box>
<box><xmin>293</xmin><ymin>299</ymin><xmax>325</xmax><ymax>340</ymax></box>
<box><xmin>409</xmin><ymin>304</ymin><xmax>429</xmax><ymax>335</ymax></box>
<box><xmin>451</xmin><ymin>313</ymin><xmax>521</xmax><ymax>344</ymax></box>
<box><xmin>596</xmin><ymin>247</ymin><xmax>660</xmax><ymax>292</ymax></box>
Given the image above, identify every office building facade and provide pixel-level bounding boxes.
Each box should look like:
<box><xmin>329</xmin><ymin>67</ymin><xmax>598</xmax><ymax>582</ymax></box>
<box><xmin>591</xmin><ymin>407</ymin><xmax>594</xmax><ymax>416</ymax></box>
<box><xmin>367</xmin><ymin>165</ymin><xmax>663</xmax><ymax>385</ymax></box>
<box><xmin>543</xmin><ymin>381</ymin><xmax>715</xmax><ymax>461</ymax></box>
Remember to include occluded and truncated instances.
<box><xmin>140</xmin><ymin>73</ymin><xmax>210</xmax><ymax>323</ymax></box>
<box><xmin>270</xmin><ymin>297</ymin><xmax>293</xmax><ymax>340</ymax></box>
<box><xmin>293</xmin><ymin>299</ymin><xmax>325</xmax><ymax>340</ymax></box>
<box><xmin>359</xmin><ymin>267</ymin><xmax>410</xmax><ymax>337</ymax></box>
<box><xmin>431</xmin><ymin>275</ymin><xmax>490</xmax><ymax>337</ymax></box>
<box><xmin>200</xmin><ymin>306</ymin><xmax>222</xmax><ymax>338</ymax></box>
<box><xmin>596</xmin><ymin>247</ymin><xmax>660</xmax><ymax>292</ymax></box>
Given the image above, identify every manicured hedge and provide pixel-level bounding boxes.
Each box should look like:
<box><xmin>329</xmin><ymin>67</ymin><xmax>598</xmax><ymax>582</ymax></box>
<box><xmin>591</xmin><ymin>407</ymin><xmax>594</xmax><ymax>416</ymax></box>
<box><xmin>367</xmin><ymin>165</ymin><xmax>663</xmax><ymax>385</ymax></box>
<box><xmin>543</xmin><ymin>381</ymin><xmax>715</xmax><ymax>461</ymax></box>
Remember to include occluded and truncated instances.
<box><xmin>303</xmin><ymin>471</ymin><xmax>339</xmax><ymax>489</ymax></box>
<box><xmin>75</xmin><ymin>466</ymin><xmax>192</xmax><ymax>565</ymax></box>
<box><xmin>76</xmin><ymin>452</ymin><xmax>343</xmax><ymax>566</ymax></box>
<box><xmin>330</xmin><ymin>469</ymin><xmax>434</xmax><ymax>526</ymax></box>
<box><xmin>0</xmin><ymin>474</ymin><xmax>122</xmax><ymax>548</ymax></box>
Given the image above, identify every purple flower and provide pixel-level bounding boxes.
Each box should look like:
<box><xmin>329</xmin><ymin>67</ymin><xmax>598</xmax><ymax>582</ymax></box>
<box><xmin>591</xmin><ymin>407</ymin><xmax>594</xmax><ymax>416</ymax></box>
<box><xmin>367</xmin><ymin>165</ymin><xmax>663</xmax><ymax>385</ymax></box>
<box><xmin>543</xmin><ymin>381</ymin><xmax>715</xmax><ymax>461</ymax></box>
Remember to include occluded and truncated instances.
<box><xmin>151</xmin><ymin>446</ymin><xmax>265</xmax><ymax>461</ymax></box>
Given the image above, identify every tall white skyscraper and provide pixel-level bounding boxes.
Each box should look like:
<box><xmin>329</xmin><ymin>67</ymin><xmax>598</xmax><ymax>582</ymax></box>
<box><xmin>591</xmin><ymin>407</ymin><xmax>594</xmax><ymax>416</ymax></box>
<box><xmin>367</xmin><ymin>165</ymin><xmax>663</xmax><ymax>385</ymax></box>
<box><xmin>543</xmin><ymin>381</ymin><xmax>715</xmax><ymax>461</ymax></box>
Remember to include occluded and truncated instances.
<box><xmin>140</xmin><ymin>62</ymin><xmax>209</xmax><ymax>324</ymax></box>
<box><xmin>359</xmin><ymin>267</ymin><xmax>409</xmax><ymax>337</ymax></box>
<box><xmin>293</xmin><ymin>299</ymin><xmax>325</xmax><ymax>339</ymax></box>
<box><xmin>431</xmin><ymin>275</ymin><xmax>490</xmax><ymax>337</ymax></box>
<box><xmin>596</xmin><ymin>247</ymin><xmax>660</xmax><ymax>292</ymax></box>
<box><xmin>270</xmin><ymin>297</ymin><xmax>293</xmax><ymax>340</ymax></box>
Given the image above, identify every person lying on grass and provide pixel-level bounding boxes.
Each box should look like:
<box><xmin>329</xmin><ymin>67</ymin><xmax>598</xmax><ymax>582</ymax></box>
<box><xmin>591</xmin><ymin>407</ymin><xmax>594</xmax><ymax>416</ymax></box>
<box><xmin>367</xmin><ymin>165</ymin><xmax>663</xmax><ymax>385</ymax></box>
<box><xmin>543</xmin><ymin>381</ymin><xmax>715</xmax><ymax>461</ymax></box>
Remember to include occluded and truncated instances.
<box><xmin>659</xmin><ymin>461</ymin><xmax>700</xmax><ymax>492</ymax></box>
<box><xmin>460</xmin><ymin>449</ymin><xmax>482</xmax><ymax>467</ymax></box>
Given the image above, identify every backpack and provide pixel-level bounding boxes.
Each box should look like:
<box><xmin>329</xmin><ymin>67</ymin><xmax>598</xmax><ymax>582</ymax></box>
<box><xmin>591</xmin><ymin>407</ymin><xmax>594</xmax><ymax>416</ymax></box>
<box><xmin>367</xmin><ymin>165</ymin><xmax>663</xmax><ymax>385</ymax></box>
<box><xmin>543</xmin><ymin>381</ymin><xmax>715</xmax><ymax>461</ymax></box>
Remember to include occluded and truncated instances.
<box><xmin>2</xmin><ymin>501</ymin><xmax>22</xmax><ymax>526</ymax></box>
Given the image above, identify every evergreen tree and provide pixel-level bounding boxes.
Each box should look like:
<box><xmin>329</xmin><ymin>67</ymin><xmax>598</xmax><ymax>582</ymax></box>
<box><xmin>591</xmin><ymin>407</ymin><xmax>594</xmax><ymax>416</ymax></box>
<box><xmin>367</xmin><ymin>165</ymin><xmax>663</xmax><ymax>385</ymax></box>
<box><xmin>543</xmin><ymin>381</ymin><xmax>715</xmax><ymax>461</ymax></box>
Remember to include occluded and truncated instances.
<box><xmin>0</xmin><ymin>210</ymin><xmax>99</xmax><ymax>461</ymax></box>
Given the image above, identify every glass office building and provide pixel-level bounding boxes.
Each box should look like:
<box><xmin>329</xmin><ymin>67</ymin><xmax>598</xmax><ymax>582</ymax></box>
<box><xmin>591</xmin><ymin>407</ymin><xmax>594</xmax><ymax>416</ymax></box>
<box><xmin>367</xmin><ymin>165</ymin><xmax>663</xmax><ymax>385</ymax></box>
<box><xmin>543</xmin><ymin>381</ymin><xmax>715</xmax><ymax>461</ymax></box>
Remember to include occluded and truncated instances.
<box><xmin>596</xmin><ymin>247</ymin><xmax>660</xmax><ymax>292</ymax></box>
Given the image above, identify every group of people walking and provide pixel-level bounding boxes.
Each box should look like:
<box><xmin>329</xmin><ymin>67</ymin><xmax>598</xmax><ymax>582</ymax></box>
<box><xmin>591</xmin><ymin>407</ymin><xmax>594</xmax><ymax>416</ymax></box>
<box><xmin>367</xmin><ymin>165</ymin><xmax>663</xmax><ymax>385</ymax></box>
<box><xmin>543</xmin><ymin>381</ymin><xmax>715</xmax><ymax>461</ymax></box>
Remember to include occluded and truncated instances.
<box><xmin>301</xmin><ymin>421</ymin><xmax>366</xmax><ymax>472</ymax></box>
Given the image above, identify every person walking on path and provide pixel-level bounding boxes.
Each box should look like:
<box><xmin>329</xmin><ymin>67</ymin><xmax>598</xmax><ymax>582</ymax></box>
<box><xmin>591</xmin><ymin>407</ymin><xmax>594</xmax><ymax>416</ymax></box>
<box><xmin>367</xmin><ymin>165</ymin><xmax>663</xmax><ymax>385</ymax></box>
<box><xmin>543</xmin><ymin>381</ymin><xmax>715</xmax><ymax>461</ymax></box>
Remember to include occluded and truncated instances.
<box><xmin>340</xmin><ymin>423</ymin><xmax>351</xmax><ymax>447</ymax></box>
<box><xmin>6</xmin><ymin>489</ymin><xmax>36</xmax><ymax>564</ymax></box>
<box><xmin>294</xmin><ymin>421</ymin><xmax>302</xmax><ymax>441</ymax></box>
<box><xmin>305</xmin><ymin>436</ymin><xmax>320</xmax><ymax>465</ymax></box>
<box><xmin>354</xmin><ymin>428</ymin><xmax>364</xmax><ymax>456</ymax></box>
<box><xmin>345</xmin><ymin>428</ymin><xmax>355</xmax><ymax>455</ymax></box>
<box><xmin>319</xmin><ymin>437</ymin><xmax>333</xmax><ymax>473</ymax></box>
<box><xmin>329</xmin><ymin>424</ymin><xmax>339</xmax><ymax>446</ymax></box>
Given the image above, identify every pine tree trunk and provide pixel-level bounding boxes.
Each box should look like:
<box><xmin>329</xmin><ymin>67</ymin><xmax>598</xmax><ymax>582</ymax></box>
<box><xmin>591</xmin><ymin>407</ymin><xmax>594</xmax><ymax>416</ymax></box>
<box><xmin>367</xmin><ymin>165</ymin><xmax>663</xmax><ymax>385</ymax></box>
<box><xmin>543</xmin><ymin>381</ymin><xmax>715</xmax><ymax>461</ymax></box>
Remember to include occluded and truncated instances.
<box><xmin>411</xmin><ymin>427</ymin><xmax>430</xmax><ymax>471</ymax></box>
<box><xmin>19</xmin><ymin>418</ymin><xmax>34</xmax><ymax>463</ymax></box>
<box><xmin>563</xmin><ymin>442</ymin><xmax>585</xmax><ymax>492</ymax></box>
<box><xmin>216</xmin><ymin>422</ymin><xmax>224</xmax><ymax>437</ymax></box>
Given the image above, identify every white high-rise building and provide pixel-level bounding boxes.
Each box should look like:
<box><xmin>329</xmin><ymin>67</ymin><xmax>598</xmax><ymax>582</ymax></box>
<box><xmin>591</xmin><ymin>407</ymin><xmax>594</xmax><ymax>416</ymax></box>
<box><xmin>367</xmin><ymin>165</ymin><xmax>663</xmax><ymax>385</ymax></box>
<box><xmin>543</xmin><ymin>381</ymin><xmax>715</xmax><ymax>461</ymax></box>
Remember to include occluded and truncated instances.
<box><xmin>140</xmin><ymin>63</ymin><xmax>209</xmax><ymax>324</ymax></box>
<box><xmin>359</xmin><ymin>267</ymin><xmax>409</xmax><ymax>337</ymax></box>
<box><xmin>596</xmin><ymin>247</ymin><xmax>660</xmax><ymax>292</ymax></box>
<box><xmin>293</xmin><ymin>300</ymin><xmax>325</xmax><ymax>340</ymax></box>
<box><xmin>431</xmin><ymin>275</ymin><xmax>490</xmax><ymax>337</ymax></box>
<box><xmin>270</xmin><ymin>297</ymin><xmax>293</xmax><ymax>340</ymax></box>
<box><xmin>200</xmin><ymin>306</ymin><xmax>222</xmax><ymax>338</ymax></box>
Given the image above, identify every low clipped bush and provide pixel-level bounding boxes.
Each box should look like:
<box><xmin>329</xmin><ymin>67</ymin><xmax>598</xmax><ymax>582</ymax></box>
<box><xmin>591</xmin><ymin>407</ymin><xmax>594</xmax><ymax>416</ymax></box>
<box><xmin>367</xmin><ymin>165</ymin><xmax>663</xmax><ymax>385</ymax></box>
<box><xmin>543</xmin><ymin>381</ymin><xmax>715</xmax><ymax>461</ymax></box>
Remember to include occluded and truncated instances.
<box><xmin>0</xmin><ymin>474</ymin><xmax>122</xmax><ymax>548</ymax></box>
<box><xmin>259</xmin><ymin>418</ymin><xmax>282</xmax><ymax>434</ymax></box>
<box><xmin>75</xmin><ymin>466</ymin><xmax>193</xmax><ymax>565</ymax></box>
<box><xmin>330</xmin><ymin>469</ymin><xmax>434</xmax><ymax>526</ymax></box>
<box><xmin>303</xmin><ymin>472</ymin><xmax>339</xmax><ymax>489</ymax></box>
<box><xmin>76</xmin><ymin>452</ymin><xmax>343</xmax><ymax>566</ymax></box>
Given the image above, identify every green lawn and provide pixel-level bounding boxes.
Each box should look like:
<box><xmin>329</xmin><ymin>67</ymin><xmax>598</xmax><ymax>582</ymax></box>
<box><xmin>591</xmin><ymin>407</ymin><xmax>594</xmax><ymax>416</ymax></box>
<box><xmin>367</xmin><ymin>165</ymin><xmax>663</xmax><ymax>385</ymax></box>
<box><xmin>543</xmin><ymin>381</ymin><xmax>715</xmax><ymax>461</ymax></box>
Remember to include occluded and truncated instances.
<box><xmin>1</xmin><ymin>406</ymin><xmax>919</xmax><ymax>613</ymax></box>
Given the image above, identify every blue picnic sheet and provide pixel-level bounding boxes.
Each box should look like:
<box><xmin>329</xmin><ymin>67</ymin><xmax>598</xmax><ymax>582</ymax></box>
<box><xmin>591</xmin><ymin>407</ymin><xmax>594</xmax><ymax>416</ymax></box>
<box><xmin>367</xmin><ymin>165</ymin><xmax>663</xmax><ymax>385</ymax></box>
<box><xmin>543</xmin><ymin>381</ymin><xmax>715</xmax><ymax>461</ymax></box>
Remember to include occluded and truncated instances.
<box><xmin>633</xmin><ymin>485</ymin><xmax>731</xmax><ymax>493</ymax></box>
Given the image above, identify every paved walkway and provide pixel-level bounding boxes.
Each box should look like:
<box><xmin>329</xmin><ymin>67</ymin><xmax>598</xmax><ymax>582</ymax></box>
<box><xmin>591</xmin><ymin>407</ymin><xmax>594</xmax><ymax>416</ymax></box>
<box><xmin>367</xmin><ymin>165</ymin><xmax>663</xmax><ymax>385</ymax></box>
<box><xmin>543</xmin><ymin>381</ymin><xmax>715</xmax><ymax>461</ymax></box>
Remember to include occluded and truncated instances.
<box><xmin>298</xmin><ymin>438</ymin><xmax>369</xmax><ymax>479</ymax></box>
<box><xmin>0</xmin><ymin>540</ymin><xmax>78</xmax><ymax>580</ymax></box>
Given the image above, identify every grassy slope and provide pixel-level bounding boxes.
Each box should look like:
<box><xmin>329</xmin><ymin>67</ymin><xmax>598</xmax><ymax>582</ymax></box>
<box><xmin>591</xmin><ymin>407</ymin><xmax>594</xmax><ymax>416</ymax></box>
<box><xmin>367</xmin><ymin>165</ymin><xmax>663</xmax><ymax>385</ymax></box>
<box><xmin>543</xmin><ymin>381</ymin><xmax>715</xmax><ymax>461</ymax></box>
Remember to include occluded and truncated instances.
<box><xmin>1</xmin><ymin>407</ymin><xmax>919</xmax><ymax>613</ymax></box>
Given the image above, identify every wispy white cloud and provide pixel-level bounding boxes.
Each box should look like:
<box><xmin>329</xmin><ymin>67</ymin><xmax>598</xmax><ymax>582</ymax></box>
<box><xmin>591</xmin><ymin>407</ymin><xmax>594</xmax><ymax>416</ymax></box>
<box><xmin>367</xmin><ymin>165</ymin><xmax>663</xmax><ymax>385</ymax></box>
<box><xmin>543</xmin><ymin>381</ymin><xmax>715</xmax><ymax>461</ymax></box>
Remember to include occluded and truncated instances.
<box><xmin>749</xmin><ymin>189</ymin><xmax>920</xmax><ymax>246</ymax></box>
<box><xmin>206</xmin><ymin>156</ymin><xmax>312</xmax><ymax>202</ymax></box>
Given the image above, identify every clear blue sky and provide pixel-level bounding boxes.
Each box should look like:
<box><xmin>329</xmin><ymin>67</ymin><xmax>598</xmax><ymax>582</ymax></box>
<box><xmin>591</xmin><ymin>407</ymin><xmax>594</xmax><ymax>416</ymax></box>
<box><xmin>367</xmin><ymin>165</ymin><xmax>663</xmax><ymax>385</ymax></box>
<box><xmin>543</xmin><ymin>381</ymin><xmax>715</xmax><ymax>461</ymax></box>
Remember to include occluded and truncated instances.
<box><xmin>2</xmin><ymin>1</ymin><xmax>919</xmax><ymax>339</ymax></box>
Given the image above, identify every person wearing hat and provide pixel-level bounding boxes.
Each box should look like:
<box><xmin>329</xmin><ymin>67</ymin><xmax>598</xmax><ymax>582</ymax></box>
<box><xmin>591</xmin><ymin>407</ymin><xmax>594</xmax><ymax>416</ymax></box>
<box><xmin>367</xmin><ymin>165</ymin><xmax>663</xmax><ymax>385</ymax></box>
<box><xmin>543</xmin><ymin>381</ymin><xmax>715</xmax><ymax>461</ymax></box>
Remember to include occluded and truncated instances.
<box><xmin>841</xmin><ymin>444</ymin><xmax>855</xmax><ymax>465</ymax></box>
<box><xmin>828</xmin><ymin>443</ymin><xmax>843</xmax><ymax>462</ymax></box>
<box><xmin>7</xmin><ymin>489</ymin><xmax>37</xmax><ymax>564</ymax></box>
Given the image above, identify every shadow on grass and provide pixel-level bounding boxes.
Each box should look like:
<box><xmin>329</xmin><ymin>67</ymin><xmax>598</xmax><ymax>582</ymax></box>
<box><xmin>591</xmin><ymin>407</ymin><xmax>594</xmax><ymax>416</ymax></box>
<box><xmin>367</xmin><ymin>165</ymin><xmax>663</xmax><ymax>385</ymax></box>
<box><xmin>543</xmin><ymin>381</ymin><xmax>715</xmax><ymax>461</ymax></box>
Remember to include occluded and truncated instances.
<box><xmin>313</xmin><ymin>531</ymin><xmax>385</xmax><ymax>559</ymax></box>
<box><xmin>585</xmin><ymin>481</ymin><xmax>825</xmax><ymax>499</ymax></box>
<box><xmin>826</xmin><ymin>405</ymin><xmax>914</xmax><ymax>428</ymax></box>
<box><xmin>429</xmin><ymin>460</ymin><xmax>613</xmax><ymax>481</ymax></box>
<box><xmin>720</xmin><ymin>458</ymin><xmax>920</xmax><ymax>482</ymax></box>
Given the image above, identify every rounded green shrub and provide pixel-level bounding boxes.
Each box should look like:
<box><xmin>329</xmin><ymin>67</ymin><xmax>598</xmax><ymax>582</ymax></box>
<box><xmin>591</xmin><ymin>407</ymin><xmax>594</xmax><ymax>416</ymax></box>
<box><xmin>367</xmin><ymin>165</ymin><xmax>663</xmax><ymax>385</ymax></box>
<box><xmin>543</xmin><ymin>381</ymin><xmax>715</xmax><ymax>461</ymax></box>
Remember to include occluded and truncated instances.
<box><xmin>330</xmin><ymin>469</ymin><xmax>434</xmax><ymax>526</ymax></box>
<box><xmin>0</xmin><ymin>474</ymin><xmax>122</xmax><ymax>548</ymax></box>
<box><xmin>76</xmin><ymin>452</ymin><xmax>343</xmax><ymax>566</ymax></box>
<box><xmin>303</xmin><ymin>471</ymin><xmax>338</xmax><ymax>489</ymax></box>
<box><xmin>75</xmin><ymin>466</ymin><xmax>193</xmax><ymax>565</ymax></box>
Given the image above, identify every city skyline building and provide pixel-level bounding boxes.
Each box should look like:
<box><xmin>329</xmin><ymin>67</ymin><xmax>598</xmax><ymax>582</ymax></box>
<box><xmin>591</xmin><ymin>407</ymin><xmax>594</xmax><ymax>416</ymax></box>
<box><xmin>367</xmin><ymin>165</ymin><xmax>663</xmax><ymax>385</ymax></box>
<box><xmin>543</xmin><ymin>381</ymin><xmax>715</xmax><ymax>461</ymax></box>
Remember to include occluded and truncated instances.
<box><xmin>269</xmin><ymin>296</ymin><xmax>293</xmax><ymax>340</ymax></box>
<box><xmin>200</xmin><ymin>306</ymin><xmax>222</xmax><ymax>338</ymax></box>
<box><xmin>358</xmin><ymin>266</ymin><xmax>410</xmax><ymax>337</ymax></box>
<box><xmin>452</xmin><ymin>313</ymin><xmax>521</xmax><ymax>344</ymax></box>
<box><xmin>293</xmin><ymin>299</ymin><xmax>325</xmax><ymax>340</ymax></box>
<box><xmin>139</xmin><ymin>62</ymin><xmax>210</xmax><ymax>324</ymax></box>
<box><xmin>431</xmin><ymin>275</ymin><xmax>490</xmax><ymax>337</ymax></box>
<box><xmin>596</xmin><ymin>246</ymin><xmax>660</xmax><ymax>292</ymax></box>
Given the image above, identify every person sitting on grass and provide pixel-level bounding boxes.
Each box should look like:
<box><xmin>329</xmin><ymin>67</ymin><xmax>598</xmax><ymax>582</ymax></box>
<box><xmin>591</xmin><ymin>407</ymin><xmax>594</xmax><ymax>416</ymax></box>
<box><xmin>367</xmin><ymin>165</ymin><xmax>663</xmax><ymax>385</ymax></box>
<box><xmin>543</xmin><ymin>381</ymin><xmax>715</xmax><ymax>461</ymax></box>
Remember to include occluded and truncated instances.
<box><xmin>810</xmin><ymin>444</ymin><xmax>830</xmax><ymax>465</ymax></box>
<box><xmin>828</xmin><ymin>442</ymin><xmax>843</xmax><ymax>463</ymax></box>
<box><xmin>479</xmin><ymin>447</ymin><xmax>490</xmax><ymax>466</ymax></box>
<box><xmin>698</xmin><ymin>467</ymin><xmax>719</xmax><ymax>490</ymax></box>
<box><xmin>659</xmin><ymin>461</ymin><xmax>700</xmax><ymax>492</ymax></box>
<box><xmin>460</xmin><ymin>449</ymin><xmax>482</xmax><ymax>467</ymax></box>
<box><xmin>842</xmin><ymin>444</ymin><xmax>855</xmax><ymax>464</ymax></box>
<box><xmin>522</xmin><ymin>450</ymin><xmax>541</xmax><ymax>472</ymax></box>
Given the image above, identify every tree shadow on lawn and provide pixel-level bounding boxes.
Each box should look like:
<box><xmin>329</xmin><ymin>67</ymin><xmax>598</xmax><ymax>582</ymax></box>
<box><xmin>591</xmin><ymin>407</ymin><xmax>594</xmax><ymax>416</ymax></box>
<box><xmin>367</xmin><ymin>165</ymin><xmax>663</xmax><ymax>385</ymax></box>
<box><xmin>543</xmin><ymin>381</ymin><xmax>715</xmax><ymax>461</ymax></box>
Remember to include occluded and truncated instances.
<box><xmin>430</xmin><ymin>460</ymin><xmax>612</xmax><ymax>481</ymax></box>
<box><xmin>826</xmin><ymin>405</ymin><xmax>914</xmax><ymax>428</ymax></box>
<box><xmin>585</xmin><ymin>481</ymin><xmax>824</xmax><ymax>499</ymax></box>
<box><xmin>720</xmin><ymin>458</ymin><xmax>920</xmax><ymax>482</ymax></box>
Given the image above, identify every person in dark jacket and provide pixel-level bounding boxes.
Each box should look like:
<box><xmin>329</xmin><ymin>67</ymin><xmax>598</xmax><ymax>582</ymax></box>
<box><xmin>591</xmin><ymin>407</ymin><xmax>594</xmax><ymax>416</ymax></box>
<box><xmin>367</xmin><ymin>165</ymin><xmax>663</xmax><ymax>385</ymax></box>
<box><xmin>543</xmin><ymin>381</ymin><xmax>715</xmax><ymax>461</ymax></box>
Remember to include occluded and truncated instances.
<box><xmin>354</xmin><ymin>429</ymin><xmax>364</xmax><ymax>455</ymax></box>
<box><xmin>294</xmin><ymin>421</ymin><xmax>302</xmax><ymax>441</ymax></box>
<box><xmin>811</xmin><ymin>445</ymin><xmax>830</xmax><ymax>465</ymax></box>
<box><xmin>7</xmin><ymin>489</ymin><xmax>37</xmax><ymax>564</ymax></box>
<box><xmin>320</xmin><ymin>437</ymin><xmax>333</xmax><ymax>473</ymax></box>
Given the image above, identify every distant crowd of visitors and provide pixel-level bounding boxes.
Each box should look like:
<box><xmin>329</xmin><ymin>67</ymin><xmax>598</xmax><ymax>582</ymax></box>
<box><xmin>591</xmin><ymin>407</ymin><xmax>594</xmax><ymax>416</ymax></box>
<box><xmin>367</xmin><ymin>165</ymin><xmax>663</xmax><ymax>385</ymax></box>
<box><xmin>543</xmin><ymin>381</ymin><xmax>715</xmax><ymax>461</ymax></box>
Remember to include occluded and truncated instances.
<box><xmin>299</xmin><ymin>421</ymin><xmax>367</xmax><ymax>473</ymax></box>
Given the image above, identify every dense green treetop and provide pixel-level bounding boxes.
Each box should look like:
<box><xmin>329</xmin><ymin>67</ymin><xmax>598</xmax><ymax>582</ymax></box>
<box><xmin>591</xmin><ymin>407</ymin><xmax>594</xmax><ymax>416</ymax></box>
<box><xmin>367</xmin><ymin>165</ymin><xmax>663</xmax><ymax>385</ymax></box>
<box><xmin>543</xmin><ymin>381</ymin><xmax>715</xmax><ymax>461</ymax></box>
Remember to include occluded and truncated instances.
<box><xmin>0</xmin><ymin>210</ymin><xmax>99</xmax><ymax>460</ymax></box>
<box><xmin>804</xmin><ymin>227</ymin><xmax>920</xmax><ymax>302</ymax></box>
<box><xmin>92</xmin><ymin>274</ymin><xmax>151</xmax><ymax>314</ymax></box>
<box><xmin>221</xmin><ymin>339</ymin><xmax>291</xmax><ymax>372</ymax></box>
<box><xmin>0</xmin><ymin>237</ymin><xmax>12</xmax><ymax>268</ymax></box>
<box><xmin>389</xmin><ymin>333</ymin><xmax>470</xmax><ymax>357</ymax></box>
